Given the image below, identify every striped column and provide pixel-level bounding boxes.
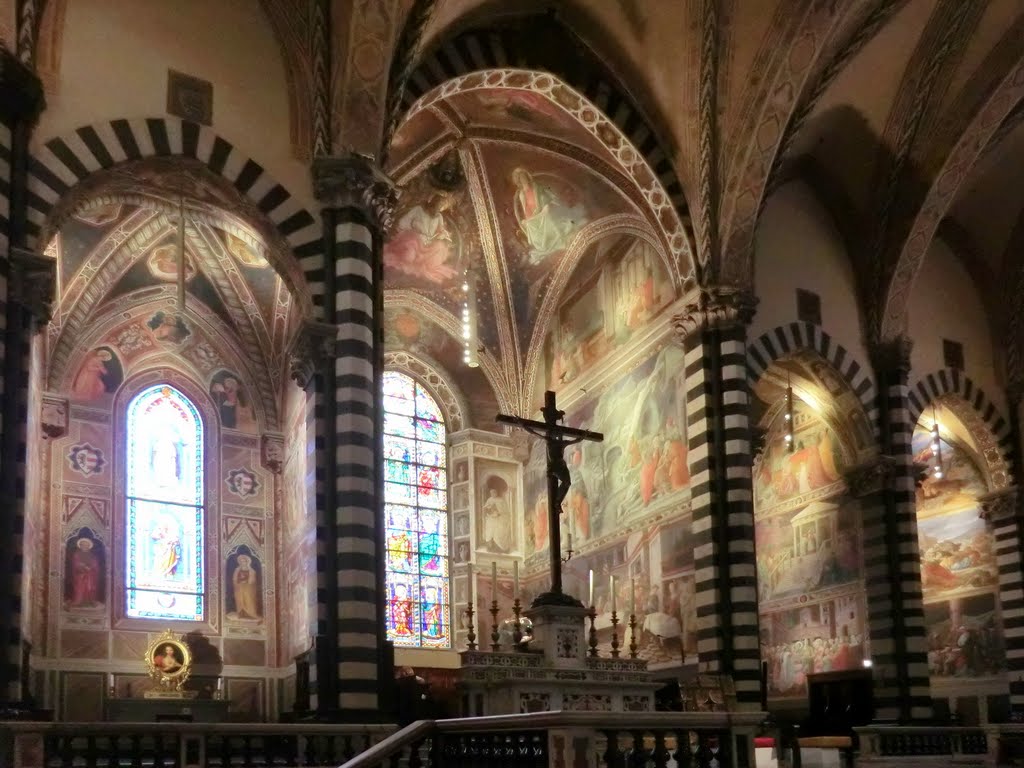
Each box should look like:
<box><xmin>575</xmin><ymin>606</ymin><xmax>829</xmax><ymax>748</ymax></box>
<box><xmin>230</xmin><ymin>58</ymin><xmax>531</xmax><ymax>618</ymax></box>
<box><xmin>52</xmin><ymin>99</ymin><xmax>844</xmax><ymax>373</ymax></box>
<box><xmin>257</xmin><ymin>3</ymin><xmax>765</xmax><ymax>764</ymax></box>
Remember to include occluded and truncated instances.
<box><xmin>0</xmin><ymin>48</ymin><xmax>43</xmax><ymax>709</ymax></box>
<box><xmin>868</xmin><ymin>338</ymin><xmax>931</xmax><ymax>722</ymax></box>
<box><xmin>979</xmin><ymin>489</ymin><xmax>1024</xmax><ymax>710</ymax></box>
<box><xmin>673</xmin><ymin>287</ymin><xmax>763</xmax><ymax>711</ymax></box>
<box><xmin>312</xmin><ymin>156</ymin><xmax>397</xmax><ymax>719</ymax></box>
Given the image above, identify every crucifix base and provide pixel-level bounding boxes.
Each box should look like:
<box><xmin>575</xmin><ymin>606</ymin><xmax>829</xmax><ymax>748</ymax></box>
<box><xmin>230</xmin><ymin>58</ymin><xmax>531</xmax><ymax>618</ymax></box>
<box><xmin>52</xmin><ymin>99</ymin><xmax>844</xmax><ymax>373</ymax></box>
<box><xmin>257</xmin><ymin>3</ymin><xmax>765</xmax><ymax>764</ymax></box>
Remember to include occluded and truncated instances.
<box><xmin>531</xmin><ymin>590</ymin><xmax>584</xmax><ymax>609</ymax></box>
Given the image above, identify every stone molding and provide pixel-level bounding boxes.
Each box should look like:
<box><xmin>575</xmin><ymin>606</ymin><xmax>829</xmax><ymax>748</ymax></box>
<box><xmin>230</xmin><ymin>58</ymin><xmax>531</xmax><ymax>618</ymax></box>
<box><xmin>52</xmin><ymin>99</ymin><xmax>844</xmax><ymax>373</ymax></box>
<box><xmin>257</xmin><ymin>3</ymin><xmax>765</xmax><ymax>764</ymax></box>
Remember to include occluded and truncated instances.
<box><xmin>979</xmin><ymin>487</ymin><xmax>1018</xmax><ymax>522</ymax></box>
<box><xmin>287</xmin><ymin>319</ymin><xmax>339</xmax><ymax>389</ymax></box>
<box><xmin>672</xmin><ymin>285</ymin><xmax>757</xmax><ymax>342</ymax></box>
<box><xmin>11</xmin><ymin>246</ymin><xmax>56</xmax><ymax>326</ymax></box>
<box><xmin>40</xmin><ymin>392</ymin><xmax>68</xmax><ymax>439</ymax></box>
<box><xmin>312</xmin><ymin>153</ymin><xmax>399</xmax><ymax>235</ymax></box>
<box><xmin>869</xmin><ymin>335</ymin><xmax>913</xmax><ymax>376</ymax></box>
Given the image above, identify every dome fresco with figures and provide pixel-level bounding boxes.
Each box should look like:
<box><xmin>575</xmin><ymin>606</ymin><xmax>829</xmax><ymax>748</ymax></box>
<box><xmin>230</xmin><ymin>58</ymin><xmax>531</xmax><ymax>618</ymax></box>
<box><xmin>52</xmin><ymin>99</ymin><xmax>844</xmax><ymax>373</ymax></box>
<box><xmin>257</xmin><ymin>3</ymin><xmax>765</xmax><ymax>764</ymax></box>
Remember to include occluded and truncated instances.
<box><xmin>384</xmin><ymin>82</ymin><xmax>685</xmax><ymax>414</ymax></box>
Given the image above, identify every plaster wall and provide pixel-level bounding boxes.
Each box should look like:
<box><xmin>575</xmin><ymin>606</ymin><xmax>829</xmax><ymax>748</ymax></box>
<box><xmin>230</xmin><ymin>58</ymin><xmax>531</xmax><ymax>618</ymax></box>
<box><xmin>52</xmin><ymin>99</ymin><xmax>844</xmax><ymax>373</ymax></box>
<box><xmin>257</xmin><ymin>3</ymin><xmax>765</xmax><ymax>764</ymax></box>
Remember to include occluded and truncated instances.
<box><xmin>908</xmin><ymin>238</ymin><xmax>1004</xmax><ymax>414</ymax></box>
<box><xmin>752</xmin><ymin>181</ymin><xmax>871</xmax><ymax>376</ymax></box>
<box><xmin>34</xmin><ymin>0</ymin><xmax>313</xmax><ymax>212</ymax></box>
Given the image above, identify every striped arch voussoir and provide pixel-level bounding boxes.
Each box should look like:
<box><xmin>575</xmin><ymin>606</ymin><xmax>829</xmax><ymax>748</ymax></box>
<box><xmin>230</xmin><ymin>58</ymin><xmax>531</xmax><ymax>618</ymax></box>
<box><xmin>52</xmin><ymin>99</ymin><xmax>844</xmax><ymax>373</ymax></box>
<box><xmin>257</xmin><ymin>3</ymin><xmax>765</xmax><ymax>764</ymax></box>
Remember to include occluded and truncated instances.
<box><xmin>24</xmin><ymin>117</ymin><xmax>326</xmax><ymax>317</ymax></box>
<box><xmin>746</xmin><ymin>321</ymin><xmax>879</xmax><ymax>438</ymax></box>
<box><xmin>908</xmin><ymin>369</ymin><xmax>1014</xmax><ymax>470</ymax></box>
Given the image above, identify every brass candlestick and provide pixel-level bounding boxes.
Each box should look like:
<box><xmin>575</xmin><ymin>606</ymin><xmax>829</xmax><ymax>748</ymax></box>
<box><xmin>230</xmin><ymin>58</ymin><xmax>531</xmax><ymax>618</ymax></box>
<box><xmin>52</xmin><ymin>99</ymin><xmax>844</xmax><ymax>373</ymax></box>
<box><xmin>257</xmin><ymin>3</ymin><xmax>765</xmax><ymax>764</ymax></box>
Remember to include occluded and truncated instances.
<box><xmin>466</xmin><ymin>601</ymin><xmax>477</xmax><ymax>651</ymax></box>
<box><xmin>512</xmin><ymin>598</ymin><xmax>523</xmax><ymax>645</ymax></box>
<box><xmin>610</xmin><ymin>610</ymin><xmax>620</xmax><ymax>658</ymax></box>
<box><xmin>629</xmin><ymin>613</ymin><xmax>639</xmax><ymax>659</ymax></box>
<box><xmin>490</xmin><ymin>600</ymin><xmax>500</xmax><ymax>651</ymax></box>
<box><xmin>587</xmin><ymin>607</ymin><xmax>599</xmax><ymax>657</ymax></box>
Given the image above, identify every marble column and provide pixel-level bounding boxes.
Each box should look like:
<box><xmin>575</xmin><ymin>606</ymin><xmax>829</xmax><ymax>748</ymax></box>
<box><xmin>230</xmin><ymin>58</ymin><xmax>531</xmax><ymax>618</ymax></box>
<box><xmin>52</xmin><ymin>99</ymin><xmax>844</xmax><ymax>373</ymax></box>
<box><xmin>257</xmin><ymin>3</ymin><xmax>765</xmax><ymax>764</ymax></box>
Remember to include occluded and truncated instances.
<box><xmin>979</xmin><ymin>488</ymin><xmax>1024</xmax><ymax>711</ymax></box>
<box><xmin>866</xmin><ymin>337</ymin><xmax>931</xmax><ymax>722</ymax></box>
<box><xmin>309</xmin><ymin>155</ymin><xmax>397</xmax><ymax>719</ymax></box>
<box><xmin>672</xmin><ymin>286</ymin><xmax>762</xmax><ymax>711</ymax></box>
<box><xmin>0</xmin><ymin>46</ymin><xmax>44</xmax><ymax>709</ymax></box>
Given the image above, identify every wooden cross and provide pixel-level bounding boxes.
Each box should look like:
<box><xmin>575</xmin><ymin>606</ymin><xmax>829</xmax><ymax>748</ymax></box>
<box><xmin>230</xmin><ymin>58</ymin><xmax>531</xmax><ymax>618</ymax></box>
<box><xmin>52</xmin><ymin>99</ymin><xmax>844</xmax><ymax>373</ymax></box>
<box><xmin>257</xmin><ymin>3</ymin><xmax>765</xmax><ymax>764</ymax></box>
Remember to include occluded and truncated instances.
<box><xmin>497</xmin><ymin>391</ymin><xmax>603</xmax><ymax>607</ymax></box>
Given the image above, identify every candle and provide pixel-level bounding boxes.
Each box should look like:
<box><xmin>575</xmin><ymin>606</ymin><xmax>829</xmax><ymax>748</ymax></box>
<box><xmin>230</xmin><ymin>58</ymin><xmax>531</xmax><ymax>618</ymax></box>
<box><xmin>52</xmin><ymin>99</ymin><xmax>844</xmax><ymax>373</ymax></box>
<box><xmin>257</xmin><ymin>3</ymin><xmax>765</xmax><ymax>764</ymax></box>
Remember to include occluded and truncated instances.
<box><xmin>610</xmin><ymin>575</ymin><xmax>617</xmax><ymax>613</ymax></box>
<box><xmin>588</xmin><ymin>570</ymin><xmax>595</xmax><ymax>608</ymax></box>
<box><xmin>108</xmin><ymin>673</ymin><xmax>114</xmax><ymax>690</ymax></box>
<box><xmin>467</xmin><ymin>564</ymin><xmax>474</xmax><ymax>606</ymax></box>
<box><xmin>513</xmin><ymin>561</ymin><xmax>520</xmax><ymax>597</ymax></box>
<box><xmin>217</xmin><ymin>678</ymin><xmax>223</xmax><ymax>691</ymax></box>
<box><xmin>630</xmin><ymin>578</ymin><xmax>636</xmax><ymax>615</ymax></box>
<box><xmin>491</xmin><ymin>561</ymin><xmax>497</xmax><ymax>602</ymax></box>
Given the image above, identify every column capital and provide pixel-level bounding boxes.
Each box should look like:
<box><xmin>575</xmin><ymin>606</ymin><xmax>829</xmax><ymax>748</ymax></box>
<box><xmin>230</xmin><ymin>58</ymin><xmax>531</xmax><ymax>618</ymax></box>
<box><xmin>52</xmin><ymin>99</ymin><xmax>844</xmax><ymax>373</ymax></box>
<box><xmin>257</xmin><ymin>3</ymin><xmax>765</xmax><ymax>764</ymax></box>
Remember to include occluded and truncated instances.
<box><xmin>843</xmin><ymin>455</ymin><xmax>898</xmax><ymax>497</ymax></box>
<box><xmin>287</xmin><ymin>319</ymin><xmax>338</xmax><ymax>389</ymax></box>
<box><xmin>0</xmin><ymin>45</ymin><xmax>45</xmax><ymax>122</ymax></box>
<box><xmin>979</xmin><ymin>487</ymin><xmax>1018</xmax><ymax>522</ymax></box>
<box><xmin>671</xmin><ymin>284</ymin><xmax>757</xmax><ymax>343</ymax></box>
<box><xmin>261</xmin><ymin>432</ymin><xmax>286</xmax><ymax>475</ymax></box>
<box><xmin>41</xmin><ymin>393</ymin><xmax>69</xmax><ymax>440</ymax></box>
<box><xmin>312</xmin><ymin>153</ymin><xmax>399</xmax><ymax>234</ymax></box>
<box><xmin>869</xmin><ymin>335</ymin><xmax>913</xmax><ymax>376</ymax></box>
<box><xmin>10</xmin><ymin>246</ymin><xmax>55</xmax><ymax>326</ymax></box>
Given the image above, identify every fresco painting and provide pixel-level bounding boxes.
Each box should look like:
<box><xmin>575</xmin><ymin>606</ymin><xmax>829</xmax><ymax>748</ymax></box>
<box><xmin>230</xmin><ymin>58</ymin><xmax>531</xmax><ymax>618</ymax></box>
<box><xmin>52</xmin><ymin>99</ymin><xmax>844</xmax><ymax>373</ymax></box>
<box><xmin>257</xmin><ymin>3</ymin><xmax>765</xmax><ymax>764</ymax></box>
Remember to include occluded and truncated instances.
<box><xmin>754</xmin><ymin>406</ymin><xmax>866</xmax><ymax>699</ymax></box>
<box><xmin>524</xmin><ymin>344</ymin><xmax>687</xmax><ymax>556</ymax></box>
<box><xmin>476</xmin><ymin>459</ymin><xmax>517</xmax><ymax>554</ymax></box>
<box><xmin>70</xmin><ymin>346</ymin><xmax>123</xmax><ymax>403</ymax></box>
<box><xmin>64</xmin><ymin>529</ymin><xmax>106</xmax><ymax>610</ymax></box>
<box><xmin>911</xmin><ymin>419</ymin><xmax>1003</xmax><ymax>682</ymax></box>
<box><xmin>546</xmin><ymin>239</ymin><xmax>673</xmax><ymax>389</ymax></box>
<box><xmin>225</xmin><ymin>546</ymin><xmax>263</xmax><ymax>622</ymax></box>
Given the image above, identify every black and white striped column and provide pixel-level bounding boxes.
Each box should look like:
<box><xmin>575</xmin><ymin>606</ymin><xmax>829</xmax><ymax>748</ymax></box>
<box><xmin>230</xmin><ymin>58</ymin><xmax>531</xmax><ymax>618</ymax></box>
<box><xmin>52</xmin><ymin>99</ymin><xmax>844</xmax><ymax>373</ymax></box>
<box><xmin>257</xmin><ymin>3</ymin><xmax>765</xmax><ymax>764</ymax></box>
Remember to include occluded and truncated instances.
<box><xmin>673</xmin><ymin>287</ymin><xmax>763</xmax><ymax>711</ymax></box>
<box><xmin>868</xmin><ymin>338</ymin><xmax>931</xmax><ymax>722</ymax></box>
<box><xmin>311</xmin><ymin>156</ymin><xmax>397</xmax><ymax>719</ymax></box>
<box><xmin>0</xmin><ymin>47</ymin><xmax>44</xmax><ymax>709</ymax></box>
<box><xmin>979</xmin><ymin>489</ymin><xmax>1024</xmax><ymax>710</ymax></box>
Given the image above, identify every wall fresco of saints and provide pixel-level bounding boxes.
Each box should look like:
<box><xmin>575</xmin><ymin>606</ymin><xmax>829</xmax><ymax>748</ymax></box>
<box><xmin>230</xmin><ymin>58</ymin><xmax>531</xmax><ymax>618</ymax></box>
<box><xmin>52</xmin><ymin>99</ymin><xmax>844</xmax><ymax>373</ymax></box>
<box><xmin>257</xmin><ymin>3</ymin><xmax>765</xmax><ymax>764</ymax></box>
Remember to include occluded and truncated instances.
<box><xmin>912</xmin><ymin>420</ymin><xmax>1004</xmax><ymax>680</ymax></box>
<box><xmin>754</xmin><ymin>406</ymin><xmax>868</xmax><ymax>700</ymax></box>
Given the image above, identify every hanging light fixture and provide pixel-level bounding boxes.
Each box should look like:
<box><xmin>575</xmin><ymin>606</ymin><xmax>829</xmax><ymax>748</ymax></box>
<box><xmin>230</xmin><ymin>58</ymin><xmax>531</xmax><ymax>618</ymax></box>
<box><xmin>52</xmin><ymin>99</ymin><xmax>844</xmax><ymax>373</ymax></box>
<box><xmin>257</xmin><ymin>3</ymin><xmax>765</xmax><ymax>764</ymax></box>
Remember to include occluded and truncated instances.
<box><xmin>461</xmin><ymin>269</ymin><xmax>478</xmax><ymax>368</ymax></box>
<box><xmin>930</xmin><ymin>406</ymin><xmax>945</xmax><ymax>479</ymax></box>
<box><xmin>783</xmin><ymin>378</ymin><xmax>795</xmax><ymax>453</ymax></box>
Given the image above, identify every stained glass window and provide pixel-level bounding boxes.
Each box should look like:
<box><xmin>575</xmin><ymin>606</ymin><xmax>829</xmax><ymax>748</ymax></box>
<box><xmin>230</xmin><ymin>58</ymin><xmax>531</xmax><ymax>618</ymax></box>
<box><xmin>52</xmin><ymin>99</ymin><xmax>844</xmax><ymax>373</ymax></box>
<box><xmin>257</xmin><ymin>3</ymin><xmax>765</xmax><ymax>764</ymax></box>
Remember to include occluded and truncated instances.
<box><xmin>125</xmin><ymin>385</ymin><xmax>205</xmax><ymax>621</ymax></box>
<box><xmin>383</xmin><ymin>371</ymin><xmax>449</xmax><ymax>648</ymax></box>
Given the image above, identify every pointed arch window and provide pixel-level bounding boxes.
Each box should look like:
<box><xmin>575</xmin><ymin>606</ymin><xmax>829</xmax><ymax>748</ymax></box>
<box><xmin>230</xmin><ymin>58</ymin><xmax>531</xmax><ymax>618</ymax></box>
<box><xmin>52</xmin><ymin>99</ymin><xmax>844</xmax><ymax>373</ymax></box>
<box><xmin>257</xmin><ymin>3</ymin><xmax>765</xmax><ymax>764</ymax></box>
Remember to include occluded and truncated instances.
<box><xmin>383</xmin><ymin>371</ymin><xmax>450</xmax><ymax>648</ymax></box>
<box><xmin>125</xmin><ymin>385</ymin><xmax>205</xmax><ymax>621</ymax></box>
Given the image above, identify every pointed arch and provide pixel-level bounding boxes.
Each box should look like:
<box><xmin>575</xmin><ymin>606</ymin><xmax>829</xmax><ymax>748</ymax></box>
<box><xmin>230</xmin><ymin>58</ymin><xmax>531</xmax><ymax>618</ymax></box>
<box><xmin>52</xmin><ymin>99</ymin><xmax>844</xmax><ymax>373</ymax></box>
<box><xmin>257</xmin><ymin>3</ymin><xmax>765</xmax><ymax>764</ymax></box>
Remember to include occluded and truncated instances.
<box><xmin>24</xmin><ymin>117</ymin><xmax>325</xmax><ymax>318</ymax></box>
<box><xmin>747</xmin><ymin>321</ymin><xmax>878</xmax><ymax>439</ymax></box>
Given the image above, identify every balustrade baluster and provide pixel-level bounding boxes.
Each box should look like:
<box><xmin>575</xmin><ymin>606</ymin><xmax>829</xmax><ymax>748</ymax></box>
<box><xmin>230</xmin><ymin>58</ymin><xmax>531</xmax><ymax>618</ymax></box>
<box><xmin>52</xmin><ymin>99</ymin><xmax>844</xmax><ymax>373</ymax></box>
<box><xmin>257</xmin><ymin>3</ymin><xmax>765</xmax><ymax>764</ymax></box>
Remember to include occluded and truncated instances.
<box><xmin>651</xmin><ymin>730</ymin><xmax>670</xmax><ymax>768</ymax></box>
<box><xmin>602</xmin><ymin>729</ymin><xmax>625</xmax><ymax>768</ymax></box>
<box><xmin>672</xmin><ymin>730</ymin><xmax>692</xmax><ymax>768</ymax></box>
<box><xmin>301</xmin><ymin>733</ymin><xmax>316</xmax><ymax>767</ymax></box>
<box><xmin>626</xmin><ymin>730</ymin><xmax>647</xmax><ymax>768</ymax></box>
<box><xmin>58</xmin><ymin>733</ymin><xmax>74</xmax><ymax>767</ymax></box>
<box><xmin>129</xmin><ymin>734</ymin><xmax>143</xmax><ymax>768</ymax></box>
<box><xmin>104</xmin><ymin>734</ymin><xmax>119</xmax><ymax>768</ymax></box>
<box><xmin>714</xmin><ymin>731</ymin><xmax>730</xmax><ymax>768</ymax></box>
<box><xmin>694</xmin><ymin>732</ymin><xmax>712</xmax><ymax>768</ymax></box>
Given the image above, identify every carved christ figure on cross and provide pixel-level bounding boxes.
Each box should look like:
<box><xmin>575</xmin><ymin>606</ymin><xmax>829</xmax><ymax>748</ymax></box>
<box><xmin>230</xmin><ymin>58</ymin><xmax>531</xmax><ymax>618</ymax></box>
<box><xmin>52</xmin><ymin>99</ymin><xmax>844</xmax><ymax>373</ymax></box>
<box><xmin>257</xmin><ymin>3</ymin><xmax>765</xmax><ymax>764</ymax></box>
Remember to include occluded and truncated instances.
<box><xmin>497</xmin><ymin>390</ymin><xmax>603</xmax><ymax>606</ymax></box>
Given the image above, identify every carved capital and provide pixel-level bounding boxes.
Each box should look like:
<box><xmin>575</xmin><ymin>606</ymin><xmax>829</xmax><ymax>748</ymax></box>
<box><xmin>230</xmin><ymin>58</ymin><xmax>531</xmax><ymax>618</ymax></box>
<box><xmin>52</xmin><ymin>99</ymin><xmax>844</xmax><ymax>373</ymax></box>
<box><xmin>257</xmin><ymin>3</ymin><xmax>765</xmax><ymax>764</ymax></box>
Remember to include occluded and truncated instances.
<box><xmin>261</xmin><ymin>432</ymin><xmax>285</xmax><ymax>475</ymax></box>
<box><xmin>843</xmin><ymin>455</ymin><xmax>897</xmax><ymax>497</ymax></box>
<box><xmin>10</xmin><ymin>246</ymin><xmax>55</xmax><ymax>326</ymax></box>
<box><xmin>672</xmin><ymin>285</ymin><xmax>757</xmax><ymax>343</ymax></box>
<box><xmin>312</xmin><ymin>154</ymin><xmax>399</xmax><ymax>235</ymax></box>
<box><xmin>287</xmin><ymin>320</ymin><xmax>338</xmax><ymax>389</ymax></box>
<box><xmin>40</xmin><ymin>392</ymin><xmax>68</xmax><ymax>439</ymax></box>
<box><xmin>869</xmin><ymin>336</ymin><xmax>913</xmax><ymax>376</ymax></box>
<box><xmin>979</xmin><ymin>488</ymin><xmax>1018</xmax><ymax>522</ymax></box>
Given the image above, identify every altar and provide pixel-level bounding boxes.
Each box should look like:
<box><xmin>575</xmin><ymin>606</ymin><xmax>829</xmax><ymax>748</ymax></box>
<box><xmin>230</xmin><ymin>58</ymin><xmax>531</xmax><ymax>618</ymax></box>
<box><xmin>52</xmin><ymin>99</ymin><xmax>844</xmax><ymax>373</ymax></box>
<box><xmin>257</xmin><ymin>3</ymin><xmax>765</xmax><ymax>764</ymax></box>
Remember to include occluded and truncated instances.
<box><xmin>104</xmin><ymin>697</ymin><xmax>231</xmax><ymax>723</ymax></box>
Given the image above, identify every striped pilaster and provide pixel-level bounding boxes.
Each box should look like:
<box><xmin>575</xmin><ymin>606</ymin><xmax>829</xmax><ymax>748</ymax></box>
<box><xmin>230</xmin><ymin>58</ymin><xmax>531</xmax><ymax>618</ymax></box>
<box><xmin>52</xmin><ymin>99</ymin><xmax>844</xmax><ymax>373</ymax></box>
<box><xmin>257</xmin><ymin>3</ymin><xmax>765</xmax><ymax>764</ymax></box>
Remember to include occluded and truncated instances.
<box><xmin>984</xmin><ymin>491</ymin><xmax>1024</xmax><ymax>709</ymax></box>
<box><xmin>869</xmin><ymin>338</ymin><xmax>931</xmax><ymax>722</ymax></box>
<box><xmin>0</xmin><ymin>50</ymin><xmax>43</xmax><ymax>707</ymax></box>
<box><xmin>674</xmin><ymin>287</ymin><xmax>762</xmax><ymax>709</ymax></box>
<box><xmin>313</xmin><ymin>156</ymin><xmax>397</xmax><ymax>719</ymax></box>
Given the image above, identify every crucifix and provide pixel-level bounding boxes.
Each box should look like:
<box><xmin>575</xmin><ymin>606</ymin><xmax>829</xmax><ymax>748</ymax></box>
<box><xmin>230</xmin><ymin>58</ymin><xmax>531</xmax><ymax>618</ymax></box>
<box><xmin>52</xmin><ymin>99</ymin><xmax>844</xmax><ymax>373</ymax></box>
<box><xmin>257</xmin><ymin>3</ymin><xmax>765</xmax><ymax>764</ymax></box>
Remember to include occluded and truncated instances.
<box><xmin>497</xmin><ymin>390</ymin><xmax>603</xmax><ymax>607</ymax></box>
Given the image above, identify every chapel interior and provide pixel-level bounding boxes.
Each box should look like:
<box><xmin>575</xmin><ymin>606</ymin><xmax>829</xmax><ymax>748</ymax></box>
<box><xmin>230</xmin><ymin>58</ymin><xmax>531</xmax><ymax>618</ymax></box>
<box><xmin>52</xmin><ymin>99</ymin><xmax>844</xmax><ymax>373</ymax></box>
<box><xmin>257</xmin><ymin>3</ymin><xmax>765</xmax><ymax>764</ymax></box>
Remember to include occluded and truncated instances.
<box><xmin>2</xmin><ymin>0</ymin><xmax>1024</xmax><ymax>765</ymax></box>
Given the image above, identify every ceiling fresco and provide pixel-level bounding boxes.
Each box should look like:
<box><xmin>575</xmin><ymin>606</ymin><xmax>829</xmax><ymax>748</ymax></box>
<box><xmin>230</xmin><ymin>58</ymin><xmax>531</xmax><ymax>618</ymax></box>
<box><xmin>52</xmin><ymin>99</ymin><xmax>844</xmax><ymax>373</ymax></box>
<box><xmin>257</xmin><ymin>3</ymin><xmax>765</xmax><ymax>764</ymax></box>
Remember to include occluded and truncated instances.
<box><xmin>47</xmin><ymin>189</ymin><xmax>298</xmax><ymax>431</ymax></box>
<box><xmin>385</xmin><ymin>79</ymin><xmax>683</xmax><ymax>415</ymax></box>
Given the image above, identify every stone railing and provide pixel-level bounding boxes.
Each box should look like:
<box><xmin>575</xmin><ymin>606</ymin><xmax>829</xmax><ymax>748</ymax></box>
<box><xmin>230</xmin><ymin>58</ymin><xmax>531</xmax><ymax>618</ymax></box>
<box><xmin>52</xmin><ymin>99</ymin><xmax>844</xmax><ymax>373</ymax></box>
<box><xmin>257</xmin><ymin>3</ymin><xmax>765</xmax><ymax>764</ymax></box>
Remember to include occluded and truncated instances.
<box><xmin>854</xmin><ymin>725</ymin><xmax>999</xmax><ymax>766</ymax></box>
<box><xmin>340</xmin><ymin>710</ymin><xmax>766</xmax><ymax>768</ymax></box>
<box><xmin>0</xmin><ymin>721</ymin><xmax>396</xmax><ymax>768</ymax></box>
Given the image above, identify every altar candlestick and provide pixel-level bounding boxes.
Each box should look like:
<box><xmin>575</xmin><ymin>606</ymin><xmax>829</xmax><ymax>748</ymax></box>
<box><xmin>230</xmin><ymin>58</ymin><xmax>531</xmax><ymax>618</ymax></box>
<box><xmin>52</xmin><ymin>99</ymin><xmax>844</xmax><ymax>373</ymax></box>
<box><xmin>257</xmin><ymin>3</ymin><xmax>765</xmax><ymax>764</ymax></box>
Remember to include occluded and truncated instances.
<box><xmin>588</xmin><ymin>570</ymin><xmax>595</xmax><ymax>608</ymax></box>
<box><xmin>610</xmin><ymin>575</ymin><xmax>617</xmax><ymax>614</ymax></box>
<box><xmin>513</xmin><ymin>561</ymin><xmax>520</xmax><ymax>597</ymax></box>
<box><xmin>630</xmin><ymin>578</ymin><xmax>636</xmax><ymax>615</ymax></box>
<box><xmin>491</xmin><ymin>561</ymin><xmax>497</xmax><ymax>602</ymax></box>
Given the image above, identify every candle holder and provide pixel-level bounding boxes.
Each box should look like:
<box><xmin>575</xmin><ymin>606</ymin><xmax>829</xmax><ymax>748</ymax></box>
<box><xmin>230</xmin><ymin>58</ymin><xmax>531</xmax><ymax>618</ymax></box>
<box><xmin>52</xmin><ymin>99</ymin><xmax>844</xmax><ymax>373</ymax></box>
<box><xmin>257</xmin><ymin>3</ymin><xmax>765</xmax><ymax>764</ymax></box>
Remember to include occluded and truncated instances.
<box><xmin>490</xmin><ymin>600</ymin><xmax>501</xmax><ymax>652</ymax></box>
<box><xmin>587</xmin><ymin>607</ymin><xmax>599</xmax><ymax>657</ymax></box>
<box><xmin>466</xmin><ymin>601</ymin><xmax>477</xmax><ymax>651</ymax></box>
<box><xmin>610</xmin><ymin>610</ymin><xmax>620</xmax><ymax>658</ymax></box>
<box><xmin>561</xmin><ymin>541</ymin><xmax>575</xmax><ymax>563</ymax></box>
<box><xmin>512</xmin><ymin>598</ymin><xmax>523</xmax><ymax>645</ymax></box>
<box><xmin>628</xmin><ymin>613</ymin><xmax>639</xmax><ymax>659</ymax></box>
